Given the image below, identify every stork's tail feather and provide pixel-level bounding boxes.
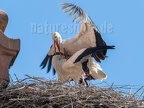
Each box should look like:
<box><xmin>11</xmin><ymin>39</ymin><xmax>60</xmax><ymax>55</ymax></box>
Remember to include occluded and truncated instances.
<box><xmin>91</xmin><ymin>69</ymin><xmax>107</xmax><ymax>80</ymax></box>
<box><xmin>90</xmin><ymin>62</ymin><xmax>107</xmax><ymax>80</ymax></box>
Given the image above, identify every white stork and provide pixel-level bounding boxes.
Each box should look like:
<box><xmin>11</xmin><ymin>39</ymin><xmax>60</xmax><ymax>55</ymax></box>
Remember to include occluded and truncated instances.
<box><xmin>40</xmin><ymin>3</ymin><xmax>115</xmax><ymax>86</ymax></box>
<box><xmin>41</xmin><ymin>44</ymin><xmax>114</xmax><ymax>86</ymax></box>
<box><xmin>41</xmin><ymin>45</ymin><xmax>114</xmax><ymax>86</ymax></box>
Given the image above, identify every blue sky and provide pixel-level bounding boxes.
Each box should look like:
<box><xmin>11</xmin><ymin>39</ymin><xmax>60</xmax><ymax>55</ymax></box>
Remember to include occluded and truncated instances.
<box><xmin>1</xmin><ymin>1</ymin><xmax>144</xmax><ymax>88</ymax></box>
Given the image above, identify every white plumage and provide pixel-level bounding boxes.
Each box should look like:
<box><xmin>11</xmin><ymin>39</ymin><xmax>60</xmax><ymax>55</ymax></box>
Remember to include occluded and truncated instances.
<box><xmin>87</xmin><ymin>57</ymin><xmax>107</xmax><ymax>80</ymax></box>
<box><xmin>52</xmin><ymin>55</ymin><xmax>84</xmax><ymax>84</ymax></box>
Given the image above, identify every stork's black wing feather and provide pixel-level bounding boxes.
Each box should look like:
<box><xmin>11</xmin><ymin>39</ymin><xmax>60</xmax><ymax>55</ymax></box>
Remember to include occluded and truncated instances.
<box><xmin>40</xmin><ymin>45</ymin><xmax>56</xmax><ymax>75</ymax></box>
<box><xmin>47</xmin><ymin>56</ymin><xmax>52</xmax><ymax>73</ymax></box>
<box><xmin>94</xmin><ymin>29</ymin><xmax>107</xmax><ymax>60</ymax></box>
<box><xmin>74</xmin><ymin>46</ymin><xmax>115</xmax><ymax>63</ymax></box>
<box><xmin>40</xmin><ymin>54</ymin><xmax>49</xmax><ymax>69</ymax></box>
<box><xmin>40</xmin><ymin>54</ymin><xmax>56</xmax><ymax>75</ymax></box>
<box><xmin>82</xmin><ymin>60</ymin><xmax>89</xmax><ymax>74</ymax></box>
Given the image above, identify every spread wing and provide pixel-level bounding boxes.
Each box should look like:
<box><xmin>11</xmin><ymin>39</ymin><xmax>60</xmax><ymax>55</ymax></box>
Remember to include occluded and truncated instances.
<box><xmin>61</xmin><ymin>3</ymin><xmax>108</xmax><ymax>62</ymax></box>
<box><xmin>61</xmin><ymin>3</ymin><xmax>98</xmax><ymax>30</ymax></box>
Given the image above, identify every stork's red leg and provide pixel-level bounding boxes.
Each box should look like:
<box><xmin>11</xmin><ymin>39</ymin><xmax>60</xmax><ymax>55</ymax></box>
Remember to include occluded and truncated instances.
<box><xmin>81</xmin><ymin>71</ymin><xmax>88</xmax><ymax>87</ymax></box>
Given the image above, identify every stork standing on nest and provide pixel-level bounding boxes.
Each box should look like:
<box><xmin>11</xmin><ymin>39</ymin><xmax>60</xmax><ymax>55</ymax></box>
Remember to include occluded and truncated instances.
<box><xmin>40</xmin><ymin>3</ymin><xmax>115</xmax><ymax>86</ymax></box>
<box><xmin>43</xmin><ymin>45</ymin><xmax>114</xmax><ymax>86</ymax></box>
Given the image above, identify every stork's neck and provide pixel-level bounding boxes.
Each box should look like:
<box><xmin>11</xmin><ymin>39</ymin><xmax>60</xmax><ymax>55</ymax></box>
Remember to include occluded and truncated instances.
<box><xmin>58</xmin><ymin>36</ymin><xmax>62</xmax><ymax>44</ymax></box>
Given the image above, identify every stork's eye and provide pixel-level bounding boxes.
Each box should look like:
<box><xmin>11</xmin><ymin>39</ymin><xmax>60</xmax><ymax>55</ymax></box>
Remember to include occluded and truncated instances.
<box><xmin>54</xmin><ymin>36</ymin><xmax>57</xmax><ymax>38</ymax></box>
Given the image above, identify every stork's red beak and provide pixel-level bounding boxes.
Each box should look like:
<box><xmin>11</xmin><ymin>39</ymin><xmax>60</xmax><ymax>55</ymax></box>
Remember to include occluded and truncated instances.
<box><xmin>54</xmin><ymin>41</ymin><xmax>60</xmax><ymax>54</ymax></box>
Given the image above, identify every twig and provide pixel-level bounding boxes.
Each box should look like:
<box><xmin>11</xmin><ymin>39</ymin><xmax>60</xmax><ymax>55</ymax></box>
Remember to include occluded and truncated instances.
<box><xmin>9</xmin><ymin>98</ymin><xmax>32</xmax><ymax>101</ymax></box>
<box><xmin>134</xmin><ymin>86</ymin><xmax>144</xmax><ymax>95</ymax></box>
<box><xmin>138</xmin><ymin>90</ymin><xmax>144</xmax><ymax>99</ymax></box>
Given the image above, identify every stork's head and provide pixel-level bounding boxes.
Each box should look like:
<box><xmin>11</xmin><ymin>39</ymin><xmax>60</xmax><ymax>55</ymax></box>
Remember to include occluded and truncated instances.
<box><xmin>52</xmin><ymin>32</ymin><xmax>62</xmax><ymax>54</ymax></box>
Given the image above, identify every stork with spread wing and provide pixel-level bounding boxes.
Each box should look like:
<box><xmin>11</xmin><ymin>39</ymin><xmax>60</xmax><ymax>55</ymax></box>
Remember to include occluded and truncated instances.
<box><xmin>40</xmin><ymin>3</ymin><xmax>115</xmax><ymax>86</ymax></box>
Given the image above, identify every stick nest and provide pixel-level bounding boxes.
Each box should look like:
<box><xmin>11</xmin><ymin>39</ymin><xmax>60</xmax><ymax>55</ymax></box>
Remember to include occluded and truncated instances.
<box><xmin>0</xmin><ymin>75</ymin><xmax>144</xmax><ymax>108</ymax></box>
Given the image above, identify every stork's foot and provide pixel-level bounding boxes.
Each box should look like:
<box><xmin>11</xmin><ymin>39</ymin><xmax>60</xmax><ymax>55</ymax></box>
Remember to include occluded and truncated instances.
<box><xmin>79</xmin><ymin>78</ymin><xmax>88</xmax><ymax>87</ymax></box>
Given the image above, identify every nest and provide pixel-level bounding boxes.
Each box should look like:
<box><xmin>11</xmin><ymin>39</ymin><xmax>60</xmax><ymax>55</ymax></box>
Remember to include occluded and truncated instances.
<box><xmin>0</xmin><ymin>75</ymin><xmax>144</xmax><ymax>108</ymax></box>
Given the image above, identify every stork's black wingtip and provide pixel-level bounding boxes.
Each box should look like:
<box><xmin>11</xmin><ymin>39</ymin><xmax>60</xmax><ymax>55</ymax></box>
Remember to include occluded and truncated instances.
<box><xmin>39</xmin><ymin>63</ymin><xmax>43</xmax><ymax>68</ymax></box>
<box><xmin>40</xmin><ymin>65</ymin><xmax>45</xmax><ymax>69</ymax></box>
<box><xmin>112</xmin><ymin>45</ymin><xmax>115</xmax><ymax>47</ymax></box>
<box><xmin>112</xmin><ymin>45</ymin><xmax>115</xmax><ymax>49</ymax></box>
<box><xmin>40</xmin><ymin>62</ymin><xmax>46</xmax><ymax>69</ymax></box>
<box><xmin>46</xmin><ymin>69</ymin><xmax>50</xmax><ymax>73</ymax></box>
<box><xmin>39</xmin><ymin>62</ymin><xmax>43</xmax><ymax>67</ymax></box>
<box><xmin>108</xmin><ymin>45</ymin><xmax>115</xmax><ymax>49</ymax></box>
<box><xmin>41</xmin><ymin>67</ymin><xmax>44</xmax><ymax>70</ymax></box>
